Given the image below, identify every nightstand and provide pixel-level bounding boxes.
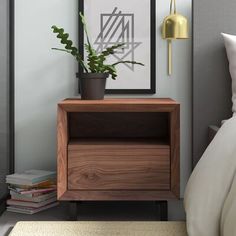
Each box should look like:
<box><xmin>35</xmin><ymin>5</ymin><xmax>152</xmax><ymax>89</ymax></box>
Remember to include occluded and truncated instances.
<box><xmin>57</xmin><ymin>98</ymin><xmax>180</xmax><ymax>220</ymax></box>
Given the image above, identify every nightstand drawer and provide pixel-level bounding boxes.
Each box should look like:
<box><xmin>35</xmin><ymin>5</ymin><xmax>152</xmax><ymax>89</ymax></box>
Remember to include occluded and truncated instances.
<box><xmin>68</xmin><ymin>139</ymin><xmax>170</xmax><ymax>191</ymax></box>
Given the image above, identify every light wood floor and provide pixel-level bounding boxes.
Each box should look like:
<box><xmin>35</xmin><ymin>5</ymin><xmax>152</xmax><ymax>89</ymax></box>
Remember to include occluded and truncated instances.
<box><xmin>0</xmin><ymin>201</ymin><xmax>185</xmax><ymax>236</ymax></box>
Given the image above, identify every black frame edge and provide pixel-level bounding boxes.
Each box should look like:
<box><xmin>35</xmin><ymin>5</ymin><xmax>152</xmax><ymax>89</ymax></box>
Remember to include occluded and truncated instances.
<box><xmin>191</xmin><ymin>0</ymin><xmax>194</xmax><ymax>169</ymax></box>
<box><xmin>9</xmin><ymin>0</ymin><xmax>15</xmax><ymax>174</ymax></box>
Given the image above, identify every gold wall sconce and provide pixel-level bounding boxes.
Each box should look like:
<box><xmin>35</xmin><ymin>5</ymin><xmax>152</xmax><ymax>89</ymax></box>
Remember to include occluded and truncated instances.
<box><xmin>162</xmin><ymin>0</ymin><xmax>189</xmax><ymax>75</ymax></box>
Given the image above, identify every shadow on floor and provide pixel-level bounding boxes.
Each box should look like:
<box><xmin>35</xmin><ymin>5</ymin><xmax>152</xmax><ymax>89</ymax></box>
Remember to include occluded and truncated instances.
<box><xmin>0</xmin><ymin>202</ymin><xmax>169</xmax><ymax>236</ymax></box>
<box><xmin>4</xmin><ymin>226</ymin><xmax>13</xmax><ymax>236</ymax></box>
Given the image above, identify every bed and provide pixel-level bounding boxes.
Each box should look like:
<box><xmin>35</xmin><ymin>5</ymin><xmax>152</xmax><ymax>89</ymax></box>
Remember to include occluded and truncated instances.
<box><xmin>187</xmin><ymin>2</ymin><xmax>236</xmax><ymax>232</ymax></box>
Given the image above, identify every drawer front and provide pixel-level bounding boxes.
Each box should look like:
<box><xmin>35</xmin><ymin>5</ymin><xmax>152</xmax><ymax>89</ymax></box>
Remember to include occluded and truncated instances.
<box><xmin>68</xmin><ymin>145</ymin><xmax>170</xmax><ymax>190</ymax></box>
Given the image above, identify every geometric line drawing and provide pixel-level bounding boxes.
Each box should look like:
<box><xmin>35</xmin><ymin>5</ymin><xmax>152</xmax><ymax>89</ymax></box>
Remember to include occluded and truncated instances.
<box><xmin>94</xmin><ymin>7</ymin><xmax>142</xmax><ymax>71</ymax></box>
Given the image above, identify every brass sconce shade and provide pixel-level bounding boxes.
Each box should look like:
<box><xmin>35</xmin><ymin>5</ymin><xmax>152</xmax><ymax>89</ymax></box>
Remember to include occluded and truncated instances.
<box><xmin>162</xmin><ymin>0</ymin><xmax>189</xmax><ymax>75</ymax></box>
<box><xmin>162</xmin><ymin>14</ymin><xmax>188</xmax><ymax>39</ymax></box>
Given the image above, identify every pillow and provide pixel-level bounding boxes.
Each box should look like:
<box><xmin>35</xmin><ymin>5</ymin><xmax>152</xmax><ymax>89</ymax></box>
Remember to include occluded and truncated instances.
<box><xmin>221</xmin><ymin>172</ymin><xmax>236</xmax><ymax>236</ymax></box>
<box><xmin>184</xmin><ymin>116</ymin><xmax>236</xmax><ymax>236</ymax></box>
<box><xmin>222</xmin><ymin>33</ymin><xmax>236</xmax><ymax>116</ymax></box>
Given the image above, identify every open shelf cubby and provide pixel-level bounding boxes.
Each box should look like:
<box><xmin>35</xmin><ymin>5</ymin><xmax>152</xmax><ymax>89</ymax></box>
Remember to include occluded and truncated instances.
<box><xmin>68</xmin><ymin>112</ymin><xmax>170</xmax><ymax>145</ymax></box>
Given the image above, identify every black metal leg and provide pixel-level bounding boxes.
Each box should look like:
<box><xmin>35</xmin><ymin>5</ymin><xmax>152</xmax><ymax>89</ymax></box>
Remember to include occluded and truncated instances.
<box><xmin>0</xmin><ymin>200</ymin><xmax>6</xmax><ymax>216</ymax></box>
<box><xmin>159</xmin><ymin>201</ymin><xmax>168</xmax><ymax>221</ymax></box>
<box><xmin>68</xmin><ymin>201</ymin><xmax>78</xmax><ymax>221</ymax></box>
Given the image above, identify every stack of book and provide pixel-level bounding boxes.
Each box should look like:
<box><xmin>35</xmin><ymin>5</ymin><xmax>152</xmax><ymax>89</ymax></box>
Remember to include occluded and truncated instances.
<box><xmin>6</xmin><ymin>170</ymin><xmax>58</xmax><ymax>214</ymax></box>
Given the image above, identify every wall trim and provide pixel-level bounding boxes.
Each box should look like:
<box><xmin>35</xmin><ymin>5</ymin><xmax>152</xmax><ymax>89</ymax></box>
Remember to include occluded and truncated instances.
<box><xmin>0</xmin><ymin>0</ymin><xmax>14</xmax><ymax>209</ymax></box>
<box><xmin>9</xmin><ymin>0</ymin><xmax>15</xmax><ymax>174</ymax></box>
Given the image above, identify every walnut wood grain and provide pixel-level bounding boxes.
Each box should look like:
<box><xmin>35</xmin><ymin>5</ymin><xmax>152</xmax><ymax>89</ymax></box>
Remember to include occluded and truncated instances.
<box><xmin>59</xmin><ymin>98</ymin><xmax>178</xmax><ymax>113</ymax></box>
<box><xmin>170</xmin><ymin>105</ymin><xmax>180</xmax><ymax>198</ymax></box>
<box><xmin>57</xmin><ymin>105</ymin><xmax>68</xmax><ymax>199</ymax></box>
<box><xmin>59</xmin><ymin>190</ymin><xmax>177</xmax><ymax>201</ymax></box>
<box><xmin>68</xmin><ymin>139</ymin><xmax>170</xmax><ymax>190</ymax></box>
<box><xmin>56</xmin><ymin>98</ymin><xmax>180</xmax><ymax>201</ymax></box>
<box><xmin>60</xmin><ymin>98</ymin><xmax>178</xmax><ymax>105</ymax></box>
<box><xmin>69</xmin><ymin>138</ymin><xmax>169</xmax><ymax>147</ymax></box>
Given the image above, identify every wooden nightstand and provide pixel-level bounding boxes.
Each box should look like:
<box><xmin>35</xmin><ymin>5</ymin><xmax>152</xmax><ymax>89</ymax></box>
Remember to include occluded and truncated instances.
<box><xmin>57</xmin><ymin>98</ymin><xmax>180</xmax><ymax>220</ymax></box>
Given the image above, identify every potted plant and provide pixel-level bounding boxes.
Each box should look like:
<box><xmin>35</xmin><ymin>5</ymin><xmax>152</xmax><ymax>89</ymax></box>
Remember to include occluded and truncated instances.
<box><xmin>51</xmin><ymin>13</ymin><xmax>144</xmax><ymax>100</ymax></box>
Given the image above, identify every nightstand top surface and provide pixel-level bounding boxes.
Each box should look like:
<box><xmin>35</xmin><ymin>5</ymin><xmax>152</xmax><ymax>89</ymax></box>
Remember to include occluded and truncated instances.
<box><xmin>59</xmin><ymin>98</ymin><xmax>179</xmax><ymax>106</ymax></box>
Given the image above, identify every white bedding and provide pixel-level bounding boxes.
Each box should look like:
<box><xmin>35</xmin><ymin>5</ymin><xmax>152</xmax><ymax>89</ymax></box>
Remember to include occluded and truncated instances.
<box><xmin>184</xmin><ymin>116</ymin><xmax>236</xmax><ymax>236</ymax></box>
<box><xmin>221</xmin><ymin>170</ymin><xmax>236</xmax><ymax>236</ymax></box>
<box><xmin>222</xmin><ymin>33</ymin><xmax>236</xmax><ymax>116</ymax></box>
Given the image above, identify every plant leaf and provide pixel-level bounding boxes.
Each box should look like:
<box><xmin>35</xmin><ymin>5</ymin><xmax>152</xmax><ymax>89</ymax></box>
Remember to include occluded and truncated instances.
<box><xmin>100</xmin><ymin>43</ymin><xmax>125</xmax><ymax>57</ymax></box>
<box><xmin>102</xmin><ymin>65</ymin><xmax>117</xmax><ymax>80</ymax></box>
<box><xmin>112</xmin><ymin>60</ymin><xmax>145</xmax><ymax>67</ymax></box>
<box><xmin>51</xmin><ymin>25</ymin><xmax>88</xmax><ymax>72</ymax></box>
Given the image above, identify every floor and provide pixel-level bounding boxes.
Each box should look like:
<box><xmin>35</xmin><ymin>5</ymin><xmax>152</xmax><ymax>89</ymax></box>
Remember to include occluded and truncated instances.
<box><xmin>0</xmin><ymin>201</ymin><xmax>185</xmax><ymax>236</ymax></box>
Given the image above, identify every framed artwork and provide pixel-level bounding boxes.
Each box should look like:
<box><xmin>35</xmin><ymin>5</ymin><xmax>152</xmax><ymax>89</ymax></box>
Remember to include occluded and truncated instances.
<box><xmin>78</xmin><ymin>0</ymin><xmax>156</xmax><ymax>94</ymax></box>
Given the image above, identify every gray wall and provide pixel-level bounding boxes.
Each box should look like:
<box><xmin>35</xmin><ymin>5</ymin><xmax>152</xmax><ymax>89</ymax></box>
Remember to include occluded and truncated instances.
<box><xmin>14</xmin><ymin>0</ymin><xmax>192</xmax><ymax>220</ymax></box>
<box><xmin>193</xmin><ymin>0</ymin><xmax>236</xmax><ymax>166</ymax></box>
<box><xmin>0</xmin><ymin>0</ymin><xmax>10</xmax><ymax>200</ymax></box>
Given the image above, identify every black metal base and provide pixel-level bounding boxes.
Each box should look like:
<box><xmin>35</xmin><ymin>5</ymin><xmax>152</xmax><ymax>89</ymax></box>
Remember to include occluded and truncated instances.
<box><xmin>68</xmin><ymin>201</ymin><xmax>168</xmax><ymax>221</ymax></box>
<box><xmin>0</xmin><ymin>200</ymin><xmax>6</xmax><ymax>216</ymax></box>
<box><xmin>156</xmin><ymin>201</ymin><xmax>168</xmax><ymax>221</ymax></box>
<box><xmin>68</xmin><ymin>202</ymin><xmax>78</xmax><ymax>221</ymax></box>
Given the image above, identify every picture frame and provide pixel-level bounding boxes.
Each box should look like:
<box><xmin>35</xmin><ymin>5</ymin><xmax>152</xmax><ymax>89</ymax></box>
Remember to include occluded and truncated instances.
<box><xmin>78</xmin><ymin>0</ymin><xmax>156</xmax><ymax>94</ymax></box>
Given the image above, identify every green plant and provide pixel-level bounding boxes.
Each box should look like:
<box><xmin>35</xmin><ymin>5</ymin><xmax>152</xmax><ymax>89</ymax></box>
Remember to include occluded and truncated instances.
<box><xmin>51</xmin><ymin>13</ymin><xmax>144</xmax><ymax>80</ymax></box>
